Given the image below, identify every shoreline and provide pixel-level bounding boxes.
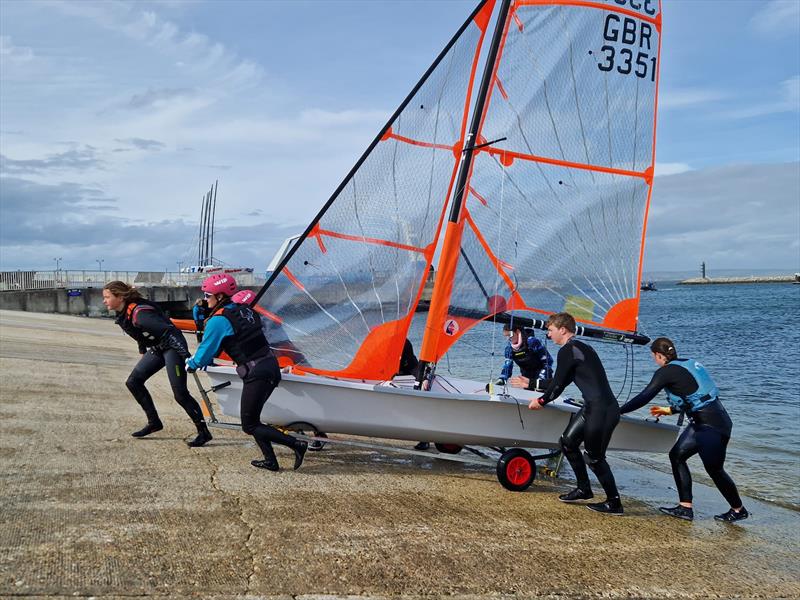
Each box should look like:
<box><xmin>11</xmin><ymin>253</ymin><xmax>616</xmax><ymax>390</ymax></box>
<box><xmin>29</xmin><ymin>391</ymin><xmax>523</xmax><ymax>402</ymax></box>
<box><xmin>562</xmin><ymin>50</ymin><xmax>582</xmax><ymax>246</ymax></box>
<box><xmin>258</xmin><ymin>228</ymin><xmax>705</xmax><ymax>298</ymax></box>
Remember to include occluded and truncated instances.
<box><xmin>1</xmin><ymin>310</ymin><xmax>798</xmax><ymax>598</ymax></box>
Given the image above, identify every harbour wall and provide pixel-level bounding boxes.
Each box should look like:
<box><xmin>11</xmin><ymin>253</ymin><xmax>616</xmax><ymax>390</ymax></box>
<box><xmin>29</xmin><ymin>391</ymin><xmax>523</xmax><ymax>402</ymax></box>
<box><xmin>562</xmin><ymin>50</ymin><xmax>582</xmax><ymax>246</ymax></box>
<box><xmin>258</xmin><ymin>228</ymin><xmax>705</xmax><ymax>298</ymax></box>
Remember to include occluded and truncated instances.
<box><xmin>0</xmin><ymin>286</ymin><xmax>202</xmax><ymax>318</ymax></box>
<box><xmin>678</xmin><ymin>274</ymin><xmax>799</xmax><ymax>285</ymax></box>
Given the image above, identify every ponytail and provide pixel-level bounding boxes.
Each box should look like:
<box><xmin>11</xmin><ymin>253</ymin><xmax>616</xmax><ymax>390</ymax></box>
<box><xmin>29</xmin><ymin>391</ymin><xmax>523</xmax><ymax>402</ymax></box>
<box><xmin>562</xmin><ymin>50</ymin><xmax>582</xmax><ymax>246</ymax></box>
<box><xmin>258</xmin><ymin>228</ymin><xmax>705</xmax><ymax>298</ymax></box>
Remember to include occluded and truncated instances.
<box><xmin>650</xmin><ymin>337</ymin><xmax>678</xmax><ymax>361</ymax></box>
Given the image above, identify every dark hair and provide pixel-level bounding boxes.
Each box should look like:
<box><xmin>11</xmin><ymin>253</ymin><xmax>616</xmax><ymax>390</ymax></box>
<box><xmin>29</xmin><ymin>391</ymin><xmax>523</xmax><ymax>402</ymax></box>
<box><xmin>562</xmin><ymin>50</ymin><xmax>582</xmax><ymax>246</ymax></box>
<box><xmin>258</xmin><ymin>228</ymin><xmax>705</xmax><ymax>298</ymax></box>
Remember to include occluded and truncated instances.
<box><xmin>546</xmin><ymin>312</ymin><xmax>576</xmax><ymax>333</ymax></box>
<box><xmin>103</xmin><ymin>280</ymin><xmax>142</xmax><ymax>303</ymax></box>
<box><xmin>650</xmin><ymin>337</ymin><xmax>678</xmax><ymax>361</ymax></box>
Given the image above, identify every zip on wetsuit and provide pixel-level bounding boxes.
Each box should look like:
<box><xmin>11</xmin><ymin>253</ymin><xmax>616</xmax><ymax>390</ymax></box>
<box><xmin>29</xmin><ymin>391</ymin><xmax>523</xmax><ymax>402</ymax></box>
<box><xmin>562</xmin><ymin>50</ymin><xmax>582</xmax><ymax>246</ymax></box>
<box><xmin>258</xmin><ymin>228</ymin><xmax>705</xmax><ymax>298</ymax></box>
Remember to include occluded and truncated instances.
<box><xmin>539</xmin><ymin>338</ymin><xmax>621</xmax><ymax>507</ymax></box>
<box><xmin>116</xmin><ymin>299</ymin><xmax>210</xmax><ymax>445</ymax></box>
<box><xmin>188</xmin><ymin>302</ymin><xmax>306</xmax><ymax>471</ymax></box>
<box><xmin>620</xmin><ymin>359</ymin><xmax>742</xmax><ymax>509</ymax></box>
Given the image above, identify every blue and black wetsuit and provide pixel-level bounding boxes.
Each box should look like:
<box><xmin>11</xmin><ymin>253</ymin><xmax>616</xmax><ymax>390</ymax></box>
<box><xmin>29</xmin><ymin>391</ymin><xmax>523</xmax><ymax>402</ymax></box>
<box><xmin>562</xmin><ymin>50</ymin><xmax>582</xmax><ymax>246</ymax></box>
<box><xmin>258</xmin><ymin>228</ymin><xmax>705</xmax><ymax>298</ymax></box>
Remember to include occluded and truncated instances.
<box><xmin>499</xmin><ymin>329</ymin><xmax>553</xmax><ymax>387</ymax></box>
<box><xmin>116</xmin><ymin>300</ymin><xmax>204</xmax><ymax>428</ymax></box>
<box><xmin>189</xmin><ymin>302</ymin><xmax>303</xmax><ymax>467</ymax></box>
<box><xmin>539</xmin><ymin>338</ymin><xmax>620</xmax><ymax>501</ymax></box>
<box><xmin>620</xmin><ymin>359</ymin><xmax>741</xmax><ymax>508</ymax></box>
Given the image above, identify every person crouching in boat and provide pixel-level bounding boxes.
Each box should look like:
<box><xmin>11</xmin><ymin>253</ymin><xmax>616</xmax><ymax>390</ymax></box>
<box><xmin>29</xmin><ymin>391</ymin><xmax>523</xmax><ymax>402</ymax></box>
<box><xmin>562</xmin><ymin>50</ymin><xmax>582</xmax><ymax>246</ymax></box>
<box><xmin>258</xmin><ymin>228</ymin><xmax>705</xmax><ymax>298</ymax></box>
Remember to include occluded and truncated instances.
<box><xmin>528</xmin><ymin>312</ymin><xmax>623</xmax><ymax>516</ymax></box>
<box><xmin>186</xmin><ymin>274</ymin><xmax>308</xmax><ymax>472</ymax></box>
<box><xmin>102</xmin><ymin>281</ymin><xmax>212</xmax><ymax>447</ymax></box>
<box><xmin>500</xmin><ymin>322</ymin><xmax>553</xmax><ymax>391</ymax></box>
<box><xmin>620</xmin><ymin>337</ymin><xmax>748</xmax><ymax>523</ymax></box>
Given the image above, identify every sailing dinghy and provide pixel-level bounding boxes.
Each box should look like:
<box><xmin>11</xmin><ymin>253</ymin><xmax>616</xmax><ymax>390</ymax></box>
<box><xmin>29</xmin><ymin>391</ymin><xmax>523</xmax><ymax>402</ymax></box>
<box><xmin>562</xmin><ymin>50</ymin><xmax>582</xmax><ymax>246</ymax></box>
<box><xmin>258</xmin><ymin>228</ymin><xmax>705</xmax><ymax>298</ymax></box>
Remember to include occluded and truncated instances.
<box><xmin>202</xmin><ymin>0</ymin><xmax>674</xmax><ymax>489</ymax></box>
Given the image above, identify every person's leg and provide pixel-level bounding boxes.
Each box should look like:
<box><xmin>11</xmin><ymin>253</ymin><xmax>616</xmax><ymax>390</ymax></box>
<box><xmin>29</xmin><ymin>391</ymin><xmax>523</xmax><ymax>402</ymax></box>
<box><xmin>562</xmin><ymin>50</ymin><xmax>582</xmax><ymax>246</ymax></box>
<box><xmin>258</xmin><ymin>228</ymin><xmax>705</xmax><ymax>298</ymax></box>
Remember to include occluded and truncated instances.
<box><xmin>126</xmin><ymin>351</ymin><xmax>165</xmax><ymax>436</ymax></box>
<box><xmin>584</xmin><ymin>407</ymin><xmax>621</xmax><ymax>501</ymax></box>
<box><xmin>694</xmin><ymin>429</ymin><xmax>747</xmax><ymax>521</ymax></box>
<box><xmin>558</xmin><ymin>409</ymin><xmax>593</xmax><ymax>501</ymax></box>
<box><xmin>240</xmin><ymin>362</ymin><xmax>306</xmax><ymax>470</ymax></box>
<box><xmin>584</xmin><ymin>406</ymin><xmax>623</xmax><ymax>514</ymax></box>
<box><xmin>658</xmin><ymin>426</ymin><xmax>700</xmax><ymax>520</ymax></box>
<box><xmin>162</xmin><ymin>349</ymin><xmax>211</xmax><ymax>446</ymax></box>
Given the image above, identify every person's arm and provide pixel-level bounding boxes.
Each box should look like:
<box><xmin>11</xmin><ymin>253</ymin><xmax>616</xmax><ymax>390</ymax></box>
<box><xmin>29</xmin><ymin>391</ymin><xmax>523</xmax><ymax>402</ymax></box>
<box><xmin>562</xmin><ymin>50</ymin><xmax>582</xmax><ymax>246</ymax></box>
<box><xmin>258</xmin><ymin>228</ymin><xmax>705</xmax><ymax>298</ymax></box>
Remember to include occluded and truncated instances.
<box><xmin>499</xmin><ymin>342</ymin><xmax>513</xmax><ymax>382</ymax></box>
<box><xmin>619</xmin><ymin>370</ymin><xmax>667</xmax><ymax>414</ymax></box>
<box><xmin>132</xmin><ymin>307</ymin><xmax>172</xmax><ymax>345</ymax></box>
<box><xmin>537</xmin><ymin>345</ymin><xmax>576</xmax><ymax>405</ymax></box>
<box><xmin>188</xmin><ymin>316</ymin><xmax>233</xmax><ymax>369</ymax></box>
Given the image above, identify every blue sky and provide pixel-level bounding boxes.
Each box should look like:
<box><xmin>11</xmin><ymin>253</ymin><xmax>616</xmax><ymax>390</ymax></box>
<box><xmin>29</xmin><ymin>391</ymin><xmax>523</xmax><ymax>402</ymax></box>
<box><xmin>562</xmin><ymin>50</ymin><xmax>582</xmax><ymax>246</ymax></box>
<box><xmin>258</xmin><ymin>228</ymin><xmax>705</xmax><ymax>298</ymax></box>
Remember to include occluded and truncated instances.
<box><xmin>1</xmin><ymin>0</ymin><xmax>798</xmax><ymax>274</ymax></box>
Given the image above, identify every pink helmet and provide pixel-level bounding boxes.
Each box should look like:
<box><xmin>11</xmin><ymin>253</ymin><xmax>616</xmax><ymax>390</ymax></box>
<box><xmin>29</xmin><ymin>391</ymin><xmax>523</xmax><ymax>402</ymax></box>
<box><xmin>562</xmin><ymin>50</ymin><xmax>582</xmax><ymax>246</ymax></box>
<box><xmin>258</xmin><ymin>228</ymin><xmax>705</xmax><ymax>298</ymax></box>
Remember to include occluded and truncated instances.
<box><xmin>231</xmin><ymin>289</ymin><xmax>255</xmax><ymax>305</ymax></box>
<box><xmin>201</xmin><ymin>273</ymin><xmax>237</xmax><ymax>296</ymax></box>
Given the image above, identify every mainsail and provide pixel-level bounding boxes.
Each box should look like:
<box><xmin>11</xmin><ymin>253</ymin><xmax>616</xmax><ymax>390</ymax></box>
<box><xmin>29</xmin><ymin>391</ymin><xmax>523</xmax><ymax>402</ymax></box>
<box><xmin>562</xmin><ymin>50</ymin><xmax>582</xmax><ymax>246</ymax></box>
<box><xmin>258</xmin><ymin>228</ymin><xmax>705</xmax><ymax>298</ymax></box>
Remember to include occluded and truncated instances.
<box><xmin>256</xmin><ymin>0</ymin><xmax>662</xmax><ymax>380</ymax></box>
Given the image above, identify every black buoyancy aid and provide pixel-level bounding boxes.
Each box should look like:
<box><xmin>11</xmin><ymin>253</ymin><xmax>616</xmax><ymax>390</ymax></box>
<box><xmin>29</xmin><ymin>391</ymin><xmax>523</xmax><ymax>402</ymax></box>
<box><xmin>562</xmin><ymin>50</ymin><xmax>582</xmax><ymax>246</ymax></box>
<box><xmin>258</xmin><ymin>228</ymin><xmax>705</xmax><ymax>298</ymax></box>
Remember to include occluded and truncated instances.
<box><xmin>217</xmin><ymin>304</ymin><xmax>270</xmax><ymax>364</ymax></box>
<box><xmin>511</xmin><ymin>331</ymin><xmax>544</xmax><ymax>378</ymax></box>
<box><xmin>116</xmin><ymin>299</ymin><xmax>168</xmax><ymax>347</ymax></box>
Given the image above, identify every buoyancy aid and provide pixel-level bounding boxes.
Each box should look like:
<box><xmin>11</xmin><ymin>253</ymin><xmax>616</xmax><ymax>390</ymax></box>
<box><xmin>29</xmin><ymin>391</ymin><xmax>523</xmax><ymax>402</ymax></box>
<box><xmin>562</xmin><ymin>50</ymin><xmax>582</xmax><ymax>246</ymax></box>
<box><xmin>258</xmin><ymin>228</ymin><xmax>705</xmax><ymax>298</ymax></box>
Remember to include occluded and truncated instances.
<box><xmin>665</xmin><ymin>358</ymin><xmax>720</xmax><ymax>413</ymax></box>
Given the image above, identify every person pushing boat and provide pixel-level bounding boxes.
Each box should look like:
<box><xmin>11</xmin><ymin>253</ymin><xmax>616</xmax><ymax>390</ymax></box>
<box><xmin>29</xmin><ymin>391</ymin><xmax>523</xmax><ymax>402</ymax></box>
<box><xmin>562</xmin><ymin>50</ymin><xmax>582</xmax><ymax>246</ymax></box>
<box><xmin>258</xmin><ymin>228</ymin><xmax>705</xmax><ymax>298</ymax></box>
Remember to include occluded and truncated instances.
<box><xmin>528</xmin><ymin>312</ymin><xmax>623</xmax><ymax>515</ymax></box>
<box><xmin>102</xmin><ymin>281</ymin><xmax>212</xmax><ymax>447</ymax></box>
<box><xmin>620</xmin><ymin>337</ymin><xmax>749</xmax><ymax>523</ymax></box>
<box><xmin>499</xmin><ymin>322</ymin><xmax>553</xmax><ymax>391</ymax></box>
<box><xmin>186</xmin><ymin>274</ymin><xmax>308</xmax><ymax>472</ymax></box>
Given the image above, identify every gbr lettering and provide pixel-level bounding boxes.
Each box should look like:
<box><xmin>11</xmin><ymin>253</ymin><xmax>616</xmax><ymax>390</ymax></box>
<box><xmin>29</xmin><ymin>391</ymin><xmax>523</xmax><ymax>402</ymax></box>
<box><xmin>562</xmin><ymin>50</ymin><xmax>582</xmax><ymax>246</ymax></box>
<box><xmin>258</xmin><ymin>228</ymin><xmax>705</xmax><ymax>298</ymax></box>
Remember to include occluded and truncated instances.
<box><xmin>596</xmin><ymin>14</ymin><xmax>657</xmax><ymax>82</ymax></box>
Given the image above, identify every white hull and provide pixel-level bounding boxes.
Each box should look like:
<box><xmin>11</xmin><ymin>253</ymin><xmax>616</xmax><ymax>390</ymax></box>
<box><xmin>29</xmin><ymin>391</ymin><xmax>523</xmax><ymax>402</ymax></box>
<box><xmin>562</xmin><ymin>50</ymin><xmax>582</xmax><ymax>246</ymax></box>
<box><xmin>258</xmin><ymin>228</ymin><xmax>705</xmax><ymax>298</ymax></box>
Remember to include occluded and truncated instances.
<box><xmin>204</xmin><ymin>367</ymin><xmax>678</xmax><ymax>453</ymax></box>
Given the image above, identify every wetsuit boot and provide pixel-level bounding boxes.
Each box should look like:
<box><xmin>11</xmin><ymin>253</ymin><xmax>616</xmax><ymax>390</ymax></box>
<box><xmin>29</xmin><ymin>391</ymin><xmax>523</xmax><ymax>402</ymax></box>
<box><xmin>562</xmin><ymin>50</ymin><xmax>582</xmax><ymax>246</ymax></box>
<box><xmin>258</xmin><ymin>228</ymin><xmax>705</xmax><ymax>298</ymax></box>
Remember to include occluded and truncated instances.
<box><xmin>659</xmin><ymin>505</ymin><xmax>694</xmax><ymax>521</ymax></box>
<box><xmin>586</xmin><ymin>497</ymin><xmax>624</xmax><ymax>516</ymax></box>
<box><xmin>293</xmin><ymin>440</ymin><xmax>308</xmax><ymax>470</ymax></box>
<box><xmin>559</xmin><ymin>488</ymin><xmax>594</xmax><ymax>503</ymax></box>
<box><xmin>714</xmin><ymin>506</ymin><xmax>749</xmax><ymax>522</ymax></box>
<box><xmin>251</xmin><ymin>439</ymin><xmax>280</xmax><ymax>471</ymax></box>
<box><xmin>132</xmin><ymin>420</ymin><xmax>163</xmax><ymax>437</ymax></box>
<box><xmin>187</xmin><ymin>422</ymin><xmax>213</xmax><ymax>447</ymax></box>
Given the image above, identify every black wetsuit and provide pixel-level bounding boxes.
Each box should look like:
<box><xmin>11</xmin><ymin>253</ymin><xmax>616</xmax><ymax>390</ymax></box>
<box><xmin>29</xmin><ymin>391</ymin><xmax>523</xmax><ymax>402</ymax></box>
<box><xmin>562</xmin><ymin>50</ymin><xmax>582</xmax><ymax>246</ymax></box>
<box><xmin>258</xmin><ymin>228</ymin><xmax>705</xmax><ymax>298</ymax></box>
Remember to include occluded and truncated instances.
<box><xmin>116</xmin><ymin>301</ymin><xmax>204</xmax><ymax>427</ymax></box>
<box><xmin>198</xmin><ymin>303</ymin><xmax>300</xmax><ymax>464</ymax></box>
<box><xmin>620</xmin><ymin>362</ymin><xmax>741</xmax><ymax>507</ymax></box>
<box><xmin>540</xmin><ymin>338</ymin><xmax>620</xmax><ymax>500</ymax></box>
<box><xmin>395</xmin><ymin>339</ymin><xmax>420</xmax><ymax>378</ymax></box>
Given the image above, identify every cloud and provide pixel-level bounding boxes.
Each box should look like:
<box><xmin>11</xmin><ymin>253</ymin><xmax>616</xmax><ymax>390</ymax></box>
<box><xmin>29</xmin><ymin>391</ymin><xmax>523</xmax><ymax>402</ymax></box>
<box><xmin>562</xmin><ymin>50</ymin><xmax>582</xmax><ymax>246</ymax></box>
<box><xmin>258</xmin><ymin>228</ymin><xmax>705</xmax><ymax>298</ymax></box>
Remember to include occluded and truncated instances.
<box><xmin>121</xmin><ymin>87</ymin><xmax>195</xmax><ymax>111</ymax></box>
<box><xmin>654</xmin><ymin>162</ymin><xmax>692</xmax><ymax>177</ymax></box>
<box><xmin>750</xmin><ymin>1</ymin><xmax>800</xmax><ymax>37</ymax></box>
<box><xmin>49</xmin><ymin>1</ymin><xmax>264</xmax><ymax>92</ymax></box>
<box><xmin>0</xmin><ymin>146</ymin><xmax>103</xmax><ymax>175</ymax></box>
<box><xmin>114</xmin><ymin>137</ymin><xmax>166</xmax><ymax>151</ymax></box>
<box><xmin>645</xmin><ymin>162</ymin><xmax>800</xmax><ymax>270</ymax></box>
<box><xmin>719</xmin><ymin>75</ymin><xmax>800</xmax><ymax>119</ymax></box>
<box><xmin>659</xmin><ymin>88</ymin><xmax>725</xmax><ymax>110</ymax></box>
<box><xmin>0</xmin><ymin>35</ymin><xmax>34</xmax><ymax>62</ymax></box>
<box><xmin>0</xmin><ymin>176</ymin><xmax>301</xmax><ymax>271</ymax></box>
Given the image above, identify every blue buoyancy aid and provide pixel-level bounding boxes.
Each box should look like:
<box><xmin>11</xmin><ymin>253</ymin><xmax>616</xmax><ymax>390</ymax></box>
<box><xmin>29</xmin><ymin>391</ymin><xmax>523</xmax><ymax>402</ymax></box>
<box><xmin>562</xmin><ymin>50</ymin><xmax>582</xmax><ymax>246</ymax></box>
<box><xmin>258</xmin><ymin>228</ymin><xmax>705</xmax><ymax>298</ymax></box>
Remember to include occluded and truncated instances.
<box><xmin>665</xmin><ymin>359</ymin><xmax>719</xmax><ymax>413</ymax></box>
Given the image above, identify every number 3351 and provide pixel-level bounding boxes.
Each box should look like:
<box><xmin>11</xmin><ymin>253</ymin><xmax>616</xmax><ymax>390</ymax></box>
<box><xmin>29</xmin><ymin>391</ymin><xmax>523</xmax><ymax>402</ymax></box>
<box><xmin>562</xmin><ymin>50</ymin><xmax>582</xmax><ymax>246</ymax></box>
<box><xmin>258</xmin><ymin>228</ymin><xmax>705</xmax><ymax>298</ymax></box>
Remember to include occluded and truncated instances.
<box><xmin>598</xmin><ymin>46</ymin><xmax>656</xmax><ymax>81</ymax></box>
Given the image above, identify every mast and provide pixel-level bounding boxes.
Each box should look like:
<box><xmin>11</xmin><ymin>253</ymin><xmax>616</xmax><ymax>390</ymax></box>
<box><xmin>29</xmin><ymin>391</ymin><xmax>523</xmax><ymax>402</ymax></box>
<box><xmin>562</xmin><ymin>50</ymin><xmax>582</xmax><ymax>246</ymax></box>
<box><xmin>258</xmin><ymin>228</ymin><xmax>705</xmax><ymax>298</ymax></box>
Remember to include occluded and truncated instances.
<box><xmin>416</xmin><ymin>0</ymin><xmax>512</xmax><ymax>386</ymax></box>
<box><xmin>210</xmin><ymin>180</ymin><xmax>218</xmax><ymax>265</ymax></box>
<box><xmin>198</xmin><ymin>190</ymin><xmax>207</xmax><ymax>267</ymax></box>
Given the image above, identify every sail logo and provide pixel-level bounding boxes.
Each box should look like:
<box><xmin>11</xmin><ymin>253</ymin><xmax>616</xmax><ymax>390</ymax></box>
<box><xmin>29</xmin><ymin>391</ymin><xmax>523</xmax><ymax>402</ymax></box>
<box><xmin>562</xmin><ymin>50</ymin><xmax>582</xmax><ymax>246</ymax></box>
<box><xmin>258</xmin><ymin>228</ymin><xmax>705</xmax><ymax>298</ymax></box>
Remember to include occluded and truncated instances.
<box><xmin>596</xmin><ymin>14</ymin><xmax>657</xmax><ymax>82</ymax></box>
<box><xmin>444</xmin><ymin>319</ymin><xmax>459</xmax><ymax>336</ymax></box>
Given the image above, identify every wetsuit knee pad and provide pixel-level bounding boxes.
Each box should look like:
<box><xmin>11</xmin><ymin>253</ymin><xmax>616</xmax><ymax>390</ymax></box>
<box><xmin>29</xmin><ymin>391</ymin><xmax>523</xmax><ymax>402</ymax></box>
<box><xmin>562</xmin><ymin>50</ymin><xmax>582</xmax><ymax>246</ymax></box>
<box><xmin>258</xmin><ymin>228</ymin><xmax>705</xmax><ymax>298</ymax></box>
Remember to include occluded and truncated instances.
<box><xmin>559</xmin><ymin>434</ymin><xmax>579</xmax><ymax>452</ymax></box>
<box><xmin>125</xmin><ymin>374</ymin><xmax>145</xmax><ymax>392</ymax></box>
<box><xmin>582</xmin><ymin>450</ymin><xmax>602</xmax><ymax>467</ymax></box>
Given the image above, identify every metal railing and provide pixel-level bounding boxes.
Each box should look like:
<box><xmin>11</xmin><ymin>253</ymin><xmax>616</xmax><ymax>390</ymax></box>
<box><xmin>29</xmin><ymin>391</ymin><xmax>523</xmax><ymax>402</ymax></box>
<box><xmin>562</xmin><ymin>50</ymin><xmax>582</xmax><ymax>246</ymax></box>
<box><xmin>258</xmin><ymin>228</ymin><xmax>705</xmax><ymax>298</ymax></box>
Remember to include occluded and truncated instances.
<box><xmin>0</xmin><ymin>270</ymin><xmax>267</xmax><ymax>291</ymax></box>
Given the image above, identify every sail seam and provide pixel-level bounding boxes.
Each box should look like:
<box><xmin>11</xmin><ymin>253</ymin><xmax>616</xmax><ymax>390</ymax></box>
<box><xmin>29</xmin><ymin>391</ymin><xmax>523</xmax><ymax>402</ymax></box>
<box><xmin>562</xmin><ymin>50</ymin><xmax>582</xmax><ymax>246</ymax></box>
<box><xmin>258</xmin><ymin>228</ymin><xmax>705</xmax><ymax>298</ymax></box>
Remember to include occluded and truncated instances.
<box><xmin>516</xmin><ymin>0</ymin><xmax>660</xmax><ymax>26</ymax></box>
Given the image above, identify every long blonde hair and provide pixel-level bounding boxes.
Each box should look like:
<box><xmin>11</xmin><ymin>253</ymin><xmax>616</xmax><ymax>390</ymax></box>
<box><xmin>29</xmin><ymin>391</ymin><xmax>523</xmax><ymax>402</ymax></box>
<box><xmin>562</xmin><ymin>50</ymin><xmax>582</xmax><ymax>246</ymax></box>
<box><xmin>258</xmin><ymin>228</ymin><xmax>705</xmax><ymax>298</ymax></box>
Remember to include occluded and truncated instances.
<box><xmin>103</xmin><ymin>281</ymin><xmax>143</xmax><ymax>303</ymax></box>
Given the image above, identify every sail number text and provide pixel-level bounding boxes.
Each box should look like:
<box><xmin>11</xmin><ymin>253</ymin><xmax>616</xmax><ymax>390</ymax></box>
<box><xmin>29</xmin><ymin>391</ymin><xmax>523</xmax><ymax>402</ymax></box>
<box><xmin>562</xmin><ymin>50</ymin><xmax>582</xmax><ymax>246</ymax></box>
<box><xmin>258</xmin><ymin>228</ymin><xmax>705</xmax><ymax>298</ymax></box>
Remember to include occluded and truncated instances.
<box><xmin>597</xmin><ymin>14</ymin><xmax>657</xmax><ymax>82</ymax></box>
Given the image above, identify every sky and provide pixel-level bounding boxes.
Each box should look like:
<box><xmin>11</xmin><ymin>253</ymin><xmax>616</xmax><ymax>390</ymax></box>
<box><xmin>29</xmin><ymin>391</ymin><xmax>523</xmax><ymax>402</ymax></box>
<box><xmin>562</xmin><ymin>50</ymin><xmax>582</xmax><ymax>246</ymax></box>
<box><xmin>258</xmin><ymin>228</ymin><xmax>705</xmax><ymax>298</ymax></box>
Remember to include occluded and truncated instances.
<box><xmin>1</xmin><ymin>0</ymin><xmax>798</xmax><ymax>275</ymax></box>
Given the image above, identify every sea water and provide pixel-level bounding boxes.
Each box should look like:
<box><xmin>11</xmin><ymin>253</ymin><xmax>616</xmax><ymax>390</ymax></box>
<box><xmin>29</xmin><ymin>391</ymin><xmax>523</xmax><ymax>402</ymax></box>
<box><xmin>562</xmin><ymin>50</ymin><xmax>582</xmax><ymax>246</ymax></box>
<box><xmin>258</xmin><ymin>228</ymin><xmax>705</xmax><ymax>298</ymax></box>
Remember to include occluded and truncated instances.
<box><xmin>425</xmin><ymin>282</ymin><xmax>800</xmax><ymax>510</ymax></box>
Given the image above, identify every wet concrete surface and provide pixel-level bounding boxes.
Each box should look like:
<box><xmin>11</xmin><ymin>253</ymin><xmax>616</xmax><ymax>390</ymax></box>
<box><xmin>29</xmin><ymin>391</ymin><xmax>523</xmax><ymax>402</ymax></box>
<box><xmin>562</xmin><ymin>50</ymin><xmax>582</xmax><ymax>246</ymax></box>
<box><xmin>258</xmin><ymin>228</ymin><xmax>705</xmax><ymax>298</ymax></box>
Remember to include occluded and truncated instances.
<box><xmin>1</xmin><ymin>310</ymin><xmax>798</xmax><ymax>599</ymax></box>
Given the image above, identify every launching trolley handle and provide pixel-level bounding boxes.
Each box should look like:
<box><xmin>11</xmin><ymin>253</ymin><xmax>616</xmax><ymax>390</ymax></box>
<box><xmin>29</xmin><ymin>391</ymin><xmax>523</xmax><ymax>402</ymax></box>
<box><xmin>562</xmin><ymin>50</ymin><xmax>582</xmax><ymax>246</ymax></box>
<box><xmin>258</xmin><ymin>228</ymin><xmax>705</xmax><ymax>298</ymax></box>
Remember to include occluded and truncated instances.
<box><xmin>191</xmin><ymin>373</ymin><xmax>237</xmax><ymax>428</ymax></box>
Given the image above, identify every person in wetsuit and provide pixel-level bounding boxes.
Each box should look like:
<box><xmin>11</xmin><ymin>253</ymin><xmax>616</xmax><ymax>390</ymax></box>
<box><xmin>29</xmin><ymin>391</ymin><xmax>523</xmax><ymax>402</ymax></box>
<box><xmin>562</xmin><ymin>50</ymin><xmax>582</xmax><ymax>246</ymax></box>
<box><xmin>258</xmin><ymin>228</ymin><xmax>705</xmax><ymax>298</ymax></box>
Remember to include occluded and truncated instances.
<box><xmin>192</xmin><ymin>298</ymin><xmax>208</xmax><ymax>343</ymax></box>
<box><xmin>528</xmin><ymin>312</ymin><xmax>623</xmax><ymax>515</ymax></box>
<box><xmin>501</xmin><ymin>323</ymin><xmax>553</xmax><ymax>391</ymax></box>
<box><xmin>186</xmin><ymin>274</ymin><xmax>307</xmax><ymax>472</ymax></box>
<box><xmin>620</xmin><ymin>337</ymin><xmax>748</xmax><ymax>523</ymax></box>
<box><xmin>102</xmin><ymin>281</ymin><xmax>212</xmax><ymax>447</ymax></box>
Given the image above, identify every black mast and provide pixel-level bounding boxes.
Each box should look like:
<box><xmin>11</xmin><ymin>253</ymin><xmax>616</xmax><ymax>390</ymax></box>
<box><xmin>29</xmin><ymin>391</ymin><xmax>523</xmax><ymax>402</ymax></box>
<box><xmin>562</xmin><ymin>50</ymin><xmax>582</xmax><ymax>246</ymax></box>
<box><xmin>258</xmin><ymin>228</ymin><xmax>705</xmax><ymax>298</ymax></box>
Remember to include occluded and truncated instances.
<box><xmin>209</xmin><ymin>180</ymin><xmax>218</xmax><ymax>265</ymax></box>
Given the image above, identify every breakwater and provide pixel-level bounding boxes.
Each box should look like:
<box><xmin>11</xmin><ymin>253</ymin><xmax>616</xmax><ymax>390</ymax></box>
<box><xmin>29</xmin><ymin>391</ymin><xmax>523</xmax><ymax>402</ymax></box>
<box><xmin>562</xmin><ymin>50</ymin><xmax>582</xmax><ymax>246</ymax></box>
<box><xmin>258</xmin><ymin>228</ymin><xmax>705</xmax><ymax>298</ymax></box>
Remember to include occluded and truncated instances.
<box><xmin>679</xmin><ymin>274</ymin><xmax>799</xmax><ymax>285</ymax></box>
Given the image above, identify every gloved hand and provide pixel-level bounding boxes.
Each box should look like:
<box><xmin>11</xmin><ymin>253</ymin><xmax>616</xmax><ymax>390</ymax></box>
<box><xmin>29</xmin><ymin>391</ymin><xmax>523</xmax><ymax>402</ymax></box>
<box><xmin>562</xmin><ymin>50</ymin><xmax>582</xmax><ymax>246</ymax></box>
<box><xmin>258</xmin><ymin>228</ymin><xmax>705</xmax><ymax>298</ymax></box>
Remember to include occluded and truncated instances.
<box><xmin>185</xmin><ymin>358</ymin><xmax>197</xmax><ymax>374</ymax></box>
<box><xmin>650</xmin><ymin>406</ymin><xmax>671</xmax><ymax>417</ymax></box>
